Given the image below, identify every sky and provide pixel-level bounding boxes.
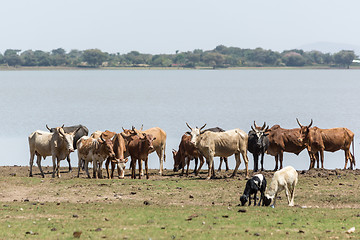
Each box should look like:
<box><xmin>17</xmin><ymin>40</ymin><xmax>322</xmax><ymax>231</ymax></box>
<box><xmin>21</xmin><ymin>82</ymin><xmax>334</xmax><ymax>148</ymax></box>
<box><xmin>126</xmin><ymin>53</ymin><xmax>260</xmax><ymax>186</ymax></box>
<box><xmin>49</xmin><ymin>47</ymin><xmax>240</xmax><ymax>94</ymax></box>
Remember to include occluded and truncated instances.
<box><xmin>2</xmin><ymin>0</ymin><xmax>360</xmax><ymax>54</ymax></box>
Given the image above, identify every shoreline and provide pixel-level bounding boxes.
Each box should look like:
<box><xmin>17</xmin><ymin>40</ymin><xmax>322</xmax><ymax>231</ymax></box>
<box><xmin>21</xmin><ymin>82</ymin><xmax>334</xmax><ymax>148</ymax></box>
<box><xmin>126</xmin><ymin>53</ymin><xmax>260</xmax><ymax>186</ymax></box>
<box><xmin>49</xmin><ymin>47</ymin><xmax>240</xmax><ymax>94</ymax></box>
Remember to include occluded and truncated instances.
<box><xmin>1</xmin><ymin>65</ymin><xmax>360</xmax><ymax>71</ymax></box>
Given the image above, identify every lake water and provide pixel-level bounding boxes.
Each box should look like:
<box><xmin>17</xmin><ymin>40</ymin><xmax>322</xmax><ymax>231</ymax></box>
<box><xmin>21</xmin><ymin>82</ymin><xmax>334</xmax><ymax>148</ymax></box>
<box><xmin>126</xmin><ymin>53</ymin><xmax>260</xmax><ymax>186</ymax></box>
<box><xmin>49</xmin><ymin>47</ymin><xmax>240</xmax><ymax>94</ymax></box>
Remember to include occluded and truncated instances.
<box><xmin>1</xmin><ymin>69</ymin><xmax>359</xmax><ymax>172</ymax></box>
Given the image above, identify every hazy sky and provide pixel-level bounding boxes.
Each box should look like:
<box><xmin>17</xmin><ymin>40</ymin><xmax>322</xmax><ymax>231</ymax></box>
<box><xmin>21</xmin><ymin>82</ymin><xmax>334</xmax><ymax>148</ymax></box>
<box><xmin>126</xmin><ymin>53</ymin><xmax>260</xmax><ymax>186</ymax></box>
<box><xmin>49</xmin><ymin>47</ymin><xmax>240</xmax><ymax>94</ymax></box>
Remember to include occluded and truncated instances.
<box><xmin>2</xmin><ymin>0</ymin><xmax>360</xmax><ymax>54</ymax></box>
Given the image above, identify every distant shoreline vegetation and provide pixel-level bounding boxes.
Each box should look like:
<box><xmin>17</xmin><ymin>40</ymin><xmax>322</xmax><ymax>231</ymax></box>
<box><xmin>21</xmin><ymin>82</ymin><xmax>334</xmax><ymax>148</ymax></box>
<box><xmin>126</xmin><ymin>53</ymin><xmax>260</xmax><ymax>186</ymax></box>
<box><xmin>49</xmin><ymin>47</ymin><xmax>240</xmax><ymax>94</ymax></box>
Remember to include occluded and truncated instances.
<box><xmin>0</xmin><ymin>45</ymin><xmax>358</xmax><ymax>69</ymax></box>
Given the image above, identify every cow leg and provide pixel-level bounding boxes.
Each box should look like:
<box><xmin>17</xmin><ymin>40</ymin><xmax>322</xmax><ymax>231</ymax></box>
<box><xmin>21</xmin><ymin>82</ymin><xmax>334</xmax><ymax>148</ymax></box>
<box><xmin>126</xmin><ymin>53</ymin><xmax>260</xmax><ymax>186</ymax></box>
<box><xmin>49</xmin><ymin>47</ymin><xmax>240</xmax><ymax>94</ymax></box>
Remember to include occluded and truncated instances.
<box><xmin>225</xmin><ymin>157</ymin><xmax>229</xmax><ymax>171</ymax></box>
<box><xmin>145</xmin><ymin>158</ymin><xmax>149</xmax><ymax>179</ymax></box>
<box><xmin>67</xmin><ymin>155</ymin><xmax>72</xmax><ymax>172</ymax></box>
<box><xmin>51</xmin><ymin>155</ymin><xmax>57</xmax><ymax>178</ymax></box>
<box><xmin>29</xmin><ymin>152</ymin><xmax>35</xmax><ymax>177</ymax></box>
<box><xmin>131</xmin><ymin>158</ymin><xmax>136</xmax><ymax>179</ymax></box>
<box><xmin>196</xmin><ymin>156</ymin><xmax>205</xmax><ymax>176</ymax></box>
<box><xmin>77</xmin><ymin>156</ymin><xmax>82</xmax><ymax>178</ymax></box>
<box><xmin>290</xmin><ymin>184</ymin><xmax>296</xmax><ymax>206</ymax></box>
<box><xmin>186</xmin><ymin>157</ymin><xmax>190</xmax><ymax>177</ymax></box>
<box><xmin>193</xmin><ymin>157</ymin><xmax>198</xmax><ymax>175</ymax></box>
<box><xmin>206</xmin><ymin>155</ymin><xmax>214</xmax><ymax>180</ymax></box>
<box><xmin>93</xmin><ymin>159</ymin><xmax>98</xmax><ymax>179</ymax></box>
<box><xmin>218</xmin><ymin>157</ymin><xmax>223</xmax><ymax>172</ymax></box>
<box><xmin>36</xmin><ymin>154</ymin><xmax>45</xmax><ymax>178</ymax></box>
<box><xmin>253</xmin><ymin>154</ymin><xmax>259</xmax><ymax>172</ymax></box>
<box><xmin>274</xmin><ymin>155</ymin><xmax>278</xmax><ymax>171</ymax></box>
<box><xmin>318</xmin><ymin>151</ymin><xmax>323</xmax><ymax>169</ymax></box>
<box><xmin>97</xmin><ymin>161</ymin><xmax>103</xmax><ymax>179</ymax></box>
<box><xmin>260</xmin><ymin>153</ymin><xmax>265</xmax><ymax>172</ymax></box>
<box><xmin>232</xmin><ymin>153</ymin><xmax>241</xmax><ymax>178</ymax></box>
<box><xmin>253</xmin><ymin>192</ymin><xmax>257</xmax><ymax>206</ymax></box>
<box><xmin>279</xmin><ymin>152</ymin><xmax>283</xmax><ymax>170</ymax></box>
<box><xmin>138</xmin><ymin>159</ymin><xmax>142</xmax><ymax>179</ymax></box>
<box><xmin>105</xmin><ymin>158</ymin><xmax>110</xmax><ymax>179</ymax></box>
<box><xmin>84</xmin><ymin>161</ymin><xmax>91</xmax><ymax>178</ymax></box>
<box><xmin>156</xmin><ymin>148</ymin><xmax>164</xmax><ymax>176</ymax></box>
<box><xmin>56</xmin><ymin>158</ymin><xmax>61</xmax><ymax>178</ymax></box>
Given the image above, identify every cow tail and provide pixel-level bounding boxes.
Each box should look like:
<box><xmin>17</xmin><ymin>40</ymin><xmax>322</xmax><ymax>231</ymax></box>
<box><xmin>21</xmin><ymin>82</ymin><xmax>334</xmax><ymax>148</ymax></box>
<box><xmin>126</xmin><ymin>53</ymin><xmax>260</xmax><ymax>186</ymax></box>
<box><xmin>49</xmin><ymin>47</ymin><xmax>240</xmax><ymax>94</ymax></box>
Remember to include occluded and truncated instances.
<box><xmin>352</xmin><ymin>138</ymin><xmax>355</xmax><ymax>167</ymax></box>
<box><xmin>163</xmin><ymin>143</ymin><xmax>166</xmax><ymax>162</ymax></box>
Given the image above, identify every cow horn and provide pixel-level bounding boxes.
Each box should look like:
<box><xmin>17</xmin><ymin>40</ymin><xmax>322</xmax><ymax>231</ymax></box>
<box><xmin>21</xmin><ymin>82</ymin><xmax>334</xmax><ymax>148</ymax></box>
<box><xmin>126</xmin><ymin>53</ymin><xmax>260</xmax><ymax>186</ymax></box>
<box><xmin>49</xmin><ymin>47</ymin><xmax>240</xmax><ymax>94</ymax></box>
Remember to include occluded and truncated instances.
<box><xmin>132</xmin><ymin>126</ymin><xmax>135</xmax><ymax>131</ymax></box>
<box><xmin>61</xmin><ymin>124</ymin><xmax>65</xmax><ymax>128</ymax></box>
<box><xmin>262</xmin><ymin>122</ymin><xmax>266</xmax><ymax>130</ymax></box>
<box><xmin>122</xmin><ymin>127</ymin><xmax>126</xmax><ymax>132</ymax></box>
<box><xmin>200</xmin><ymin>124</ymin><xmax>207</xmax><ymax>131</ymax></box>
<box><xmin>186</xmin><ymin>122</ymin><xmax>192</xmax><ymax>130</ymax></box>
<box><xmin>251</xmin><ymin>125</ymin><xmax>256</xmax><ymax>132</ymax></box>
<box><xmin>264</xmin><ymin>126</ymin><xmax>269</xmax><ymax>132</ymax></box>
<box><xmin>296</xmin><ymin>118</ymin><xmax>303</xmax><ymax>127</ymax></box>
<box><xmin>140</xmin><ymin>124</ymin><xmax>143</xmax><ymax>131</ymax></box>
<box><xmin>254</xmin><ymin>121</ymin><xmax>259</xmax><ymax>129</ymax></box>
<box><xmin>100</xmin><ymin>135</ymin><xmax>105</xmax><ymax>142</ymax></box>
<box><xmin>46</xmin><ymin>124</ymin><xmax>51</xmax><ymax>131</ymax></box>
<box><xmin>308</xmin><ymin>119</ymin><xmax>313</xmax><ymax>128</ymax></box>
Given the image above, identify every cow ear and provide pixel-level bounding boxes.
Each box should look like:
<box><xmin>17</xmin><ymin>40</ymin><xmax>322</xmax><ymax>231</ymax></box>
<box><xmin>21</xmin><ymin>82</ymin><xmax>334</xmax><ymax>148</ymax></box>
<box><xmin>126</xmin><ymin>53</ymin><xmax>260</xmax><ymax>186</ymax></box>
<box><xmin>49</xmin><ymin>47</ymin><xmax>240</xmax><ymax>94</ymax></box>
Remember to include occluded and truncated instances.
<box><xmin>185</xmin><ymin>131</ymin><xmax>191</xmax><ymax>135</ymax></box>
<box><xmin>152</xmin><ymin>137</ymin><xmax>156</xmax><ymax>141</ymax></box>
<box><xmin>264</xmin><ymin>133</ymin><xmax>269</xmax><ymax>136</ymax></box>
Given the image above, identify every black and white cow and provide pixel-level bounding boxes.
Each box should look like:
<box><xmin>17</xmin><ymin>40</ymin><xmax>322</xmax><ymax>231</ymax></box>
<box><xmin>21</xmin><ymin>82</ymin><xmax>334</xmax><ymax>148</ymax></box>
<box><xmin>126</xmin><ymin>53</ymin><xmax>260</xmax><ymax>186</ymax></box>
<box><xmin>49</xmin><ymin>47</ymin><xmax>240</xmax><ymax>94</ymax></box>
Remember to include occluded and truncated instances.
<box><xmin>248</xmin><ymin>122</ymin><xmax>269</xmax><ymax>172</ymax></box>
<box><xmin>240</xmin><ymin>173</ymin><xmax>267</xmax><ymax>206</ymax></box>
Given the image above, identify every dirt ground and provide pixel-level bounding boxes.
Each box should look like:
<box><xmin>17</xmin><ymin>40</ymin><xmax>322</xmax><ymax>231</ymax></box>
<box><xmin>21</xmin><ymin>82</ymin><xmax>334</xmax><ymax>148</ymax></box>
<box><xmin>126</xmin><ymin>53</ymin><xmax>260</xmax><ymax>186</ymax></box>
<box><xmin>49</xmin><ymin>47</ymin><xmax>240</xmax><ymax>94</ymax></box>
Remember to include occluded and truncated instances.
<box><xmin>1</xmin><ymin>166</ymin><xmax>360</xmax><ymax>209</ymax></box>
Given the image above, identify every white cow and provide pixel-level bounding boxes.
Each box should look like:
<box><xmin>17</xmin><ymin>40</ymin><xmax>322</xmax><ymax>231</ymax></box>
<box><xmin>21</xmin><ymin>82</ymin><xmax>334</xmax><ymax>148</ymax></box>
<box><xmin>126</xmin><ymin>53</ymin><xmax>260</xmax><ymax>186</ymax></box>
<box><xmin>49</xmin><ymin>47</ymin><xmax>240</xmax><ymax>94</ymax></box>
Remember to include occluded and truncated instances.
<box><xmin>28</xmin><ymin>127</ymin><xmax>77</xmax><ymax>178</ymax></box>
<box><xmin>186</xmin><ymin>123</ymin><xmax>249</xmax><ymax>180</ymax></box>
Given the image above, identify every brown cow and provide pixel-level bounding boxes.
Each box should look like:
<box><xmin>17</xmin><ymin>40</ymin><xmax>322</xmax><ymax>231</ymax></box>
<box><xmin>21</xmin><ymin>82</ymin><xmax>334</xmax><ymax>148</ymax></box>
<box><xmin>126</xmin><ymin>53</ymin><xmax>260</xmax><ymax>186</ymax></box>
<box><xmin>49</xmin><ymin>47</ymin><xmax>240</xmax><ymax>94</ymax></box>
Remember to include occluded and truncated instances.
<box><xmin>123</xmin><ymin>126</ymin><xmax>166</xmax><ymax>175</ymax></box>
<box><xmin>297</xmin><ymin>119</ymin><xmax>355</xmax><ymax>170</ymax></box>
<box><xmin>266</xmin><ymin>125</ymin><xmax>308</xmax><ymax>170</ymax></box>
<box><xmin>77</xmin><ymin>135</ymin><xmax>115</xmax><ymax>179</ymax></box>
<box><xmin>172</xmin><ymin>134</ymin><xmax>205</xmax><ymax>176</ymax></box>
<box><xmin>105</xmin><ymin>133</ymin><xmax>129</xmax><ymax>179</ymax></box>
<box><xmin>121</xmin><ymin>132</ymin><xmax>156</xmax><ymax>179</ymax></box>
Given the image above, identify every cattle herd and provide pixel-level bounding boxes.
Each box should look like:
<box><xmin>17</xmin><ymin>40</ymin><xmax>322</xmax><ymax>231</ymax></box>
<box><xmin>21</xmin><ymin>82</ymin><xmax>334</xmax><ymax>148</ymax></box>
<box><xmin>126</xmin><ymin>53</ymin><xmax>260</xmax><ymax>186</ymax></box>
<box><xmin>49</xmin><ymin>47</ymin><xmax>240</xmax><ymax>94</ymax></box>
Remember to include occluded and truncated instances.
<box><xmin>28</xmin><ymin>120</ymin><xmax>355</xmax><ymax>207</ymax></box>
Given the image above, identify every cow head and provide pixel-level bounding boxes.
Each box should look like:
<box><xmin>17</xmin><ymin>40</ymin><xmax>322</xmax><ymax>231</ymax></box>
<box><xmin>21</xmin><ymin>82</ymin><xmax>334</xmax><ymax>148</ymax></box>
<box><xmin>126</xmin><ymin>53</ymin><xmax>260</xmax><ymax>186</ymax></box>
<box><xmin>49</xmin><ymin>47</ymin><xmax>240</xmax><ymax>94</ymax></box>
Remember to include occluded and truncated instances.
<box><xmin>263</xmin><ymin>194</ymin><xmax>273</xmax><ymax>207</ymax></box>
<box><xmin>98</xmin><ymin>136</ymin><xmax>115</xmax><ymax>158</ymax></box>
<box><xmin>186</xmin><ymin>123</ymin><xmax>206</xmax><ymax>145</ymax></box>
<box><xmin>121</xmin><ymin>127</ymin><xmax>145</xmax><ymax>140</ymax></box>
<box><xmin>172</xmin><ymin>149</ymin><xmax>184</xmax><ymax>172</ymax></box>
<box><xmin>240</xmin><ymin>195</ymin><xmax>248</xmax><ymax>206</ymax></box>
<box><xmin>296</xmin><ymin>119</ymin><xmax>313</xmax><ymax>144</ymax></box>
<box><xmin>55</xmin><ymin>127</ymin><xmax>75</xmax><ymax>153</ymax></box>
<box><xmin>251</xmin><ymin>123</ymin><xmax>269</xmax><ymax>149</ymax></box>
<box><xmin>143</xmin><ymin>133</ymin><xmax>156</xmax><ymax>151</ymax></box>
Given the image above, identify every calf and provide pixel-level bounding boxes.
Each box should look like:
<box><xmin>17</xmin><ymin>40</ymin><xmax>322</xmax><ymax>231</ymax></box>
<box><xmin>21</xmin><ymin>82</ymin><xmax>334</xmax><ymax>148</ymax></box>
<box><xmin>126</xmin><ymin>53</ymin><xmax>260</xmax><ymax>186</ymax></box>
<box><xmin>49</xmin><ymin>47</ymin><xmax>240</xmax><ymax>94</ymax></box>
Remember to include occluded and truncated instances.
<box><xmin>77</xmin><ymin>135</ymin><xmax>115</xmax><ymax>179</ymax></box>
<box><xmin>173</xmin><ymin>134</ymin><xmax>205</xmax><ymax>176</ymax></box>
<box><xmin>263</xmin><ymin>166</ymin><xmax>298</xmax><ymax>207</ymax></box>
<box><xmin>29</xmin><ymin>127</ymin><xmax>78</xmax><ymax>178</ymax></box>
<box><xmin>121</xmin><ymin>132</ymin><xmax>156</xmax><ymax>179</ymax></box>
<box><xmin>240</xmin><ymin>174</ymin><xmax>267</xmax><ymax>206</ymax></box>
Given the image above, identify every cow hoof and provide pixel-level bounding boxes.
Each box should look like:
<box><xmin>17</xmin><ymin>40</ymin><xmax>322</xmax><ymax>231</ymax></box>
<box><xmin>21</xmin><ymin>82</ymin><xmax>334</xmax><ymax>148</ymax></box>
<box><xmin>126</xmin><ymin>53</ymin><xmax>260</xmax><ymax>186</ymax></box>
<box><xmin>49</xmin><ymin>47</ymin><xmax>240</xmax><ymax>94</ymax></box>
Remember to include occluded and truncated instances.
<box><xmin>29</xmin><ymin>174</ymin><xmax>33</xmax><ymax>177</ymax></box>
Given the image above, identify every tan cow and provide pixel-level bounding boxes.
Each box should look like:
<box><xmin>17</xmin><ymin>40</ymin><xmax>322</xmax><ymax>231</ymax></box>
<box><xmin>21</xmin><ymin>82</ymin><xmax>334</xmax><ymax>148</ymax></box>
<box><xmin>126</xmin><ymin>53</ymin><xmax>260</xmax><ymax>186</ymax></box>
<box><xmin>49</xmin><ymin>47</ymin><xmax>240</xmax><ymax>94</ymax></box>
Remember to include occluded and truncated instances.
<box><xmin>28</xmin><ymin>127</ymin><xmax>79</xmax><ymax>178</ymax></box>
<box><xmin>77</xmin><ymin>135</ymin><xmax>115</xmax><ymax>178</ymax></box>
<box><xmin>123</xmin><ymin>126</ymin><xmax>166</xmax><ymax>175</ymax></box>
<box><xmin>186</xmin><ymin>123</ymin><xmax>249</xmax><ymax>180</ymax></box>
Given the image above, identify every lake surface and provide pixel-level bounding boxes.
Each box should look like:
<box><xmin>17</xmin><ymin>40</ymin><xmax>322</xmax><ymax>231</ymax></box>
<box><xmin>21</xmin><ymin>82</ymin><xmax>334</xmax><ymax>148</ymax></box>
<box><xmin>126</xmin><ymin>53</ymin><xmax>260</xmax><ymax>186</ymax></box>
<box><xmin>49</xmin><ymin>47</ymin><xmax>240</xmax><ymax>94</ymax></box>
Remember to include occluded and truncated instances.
<box><xmin>1</xmin><ymin>69</ymin><xmax>359</xmax><ymax>172</ymax></box>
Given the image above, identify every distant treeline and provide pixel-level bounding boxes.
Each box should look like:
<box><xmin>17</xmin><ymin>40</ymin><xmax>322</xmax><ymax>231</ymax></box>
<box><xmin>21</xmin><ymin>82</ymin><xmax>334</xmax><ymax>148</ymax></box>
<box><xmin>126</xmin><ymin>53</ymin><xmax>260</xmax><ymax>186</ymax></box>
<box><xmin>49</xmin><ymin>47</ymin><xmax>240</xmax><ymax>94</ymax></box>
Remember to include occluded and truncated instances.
<box><xmin>0</xmin><ymin>45</ymin><xmax>358</xmax><ymax>69</ymax></box>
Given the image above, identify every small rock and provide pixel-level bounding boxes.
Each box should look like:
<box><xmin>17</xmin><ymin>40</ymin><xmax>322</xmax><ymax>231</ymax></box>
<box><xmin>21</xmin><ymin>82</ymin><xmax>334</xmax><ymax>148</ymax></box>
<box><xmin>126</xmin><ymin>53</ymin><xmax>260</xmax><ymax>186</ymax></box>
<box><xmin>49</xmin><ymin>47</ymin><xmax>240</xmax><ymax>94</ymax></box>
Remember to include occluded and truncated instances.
<box><xmin>238</xmin><ymin>209</ymin><xmax>247</xmax><ymax>213</ymax></box>
<box><xmin>222</xmin><ymin>215</ymin><xmax>229</xmax><ymax>218</ymax></box>
<box><xmin>24</xmin><ymin>199</ymin><xmax>29</xmax><ymax>202</ymax></box>
<box><xmin>95</xmin><ymin>228</ymin><xmax>102</xmax><ymax>232</ymax></box>
<box><xmin>56</xmin><ymin>202</ymin><xmax>60</xmax><ymax>205</ymax></box>
<box><xmin>73</xmin><ymin>231</ymin><xmax>82</xmax><ymax>238</ymax></box>
<box><xmin>130</xmin><ymin>192</ymin><xmax>136</xmax><ymax>195</ymax></box>
<box><xmin>298</xmin><ymin>230</ymin><xmax>305</xmax><ymax>233</ymax></box>
<box><xmin>143</xmin><ymin>201</ymin><xmax>151</xmax><ymax>205</ymax></box>
<box><xmin>10</xmin><ymin>173</ymin><xmax>16</xmax><ymax>176</ymax></box>
<box><xmin>189</xmin><ymin>195</ymin><xmax>194</xmax><ymax>199</ymax></box>
<box><xmin>245</xmin><ymin>229</ymin><xmax>249</xmax><ymax>233</ymax></box>
<box><xmin>161</xmin><ymin>227</ymin><xmax>166</xmax><ymax>229</ymax></box>
<box><xmin>105</xmin><ymin>218</ymin><xmax>109</xmax><ymax>221</ymax></box>
<box><xmin>346</xmin><ymin>227</ymin><xmax>355</xmax><ymax>234</ymax></box>
<box><xmin>277</xmin><ymin>222</ymin><xmax>283</xmax><ymax>224</ymax></box>
<box><xmin>51</xmin><ymin>228</ymin><xmax>57</xmax><ymax>231</ymax></box>
<box><xmin>73</xmin><ymin>214</ymin><xmax>79</xmax><ymax>218</ymax></box>
<box><xmin>254</xmin><ymin>233</ymin><xmax>260</xmax><ymax>236</ymax></box>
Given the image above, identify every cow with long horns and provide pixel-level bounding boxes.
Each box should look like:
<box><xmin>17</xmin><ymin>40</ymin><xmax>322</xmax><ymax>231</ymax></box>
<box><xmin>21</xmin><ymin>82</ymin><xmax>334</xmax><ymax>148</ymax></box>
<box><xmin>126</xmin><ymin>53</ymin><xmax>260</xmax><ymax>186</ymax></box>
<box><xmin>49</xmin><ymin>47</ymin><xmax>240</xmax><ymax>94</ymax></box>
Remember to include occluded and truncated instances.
<box><xmin>248</xmin><ymin>121</ymin><xmax>269</xmax><ymax>172</ymax></box>
<box><xmin>297</xmin><ymin>119</ymin><xmax>355</xmax><ymax>170</ymax></box>
<box><xmin>186</xmin><ymin>123</ymin><xmax>249</xmax><ymax>179</ymax></box>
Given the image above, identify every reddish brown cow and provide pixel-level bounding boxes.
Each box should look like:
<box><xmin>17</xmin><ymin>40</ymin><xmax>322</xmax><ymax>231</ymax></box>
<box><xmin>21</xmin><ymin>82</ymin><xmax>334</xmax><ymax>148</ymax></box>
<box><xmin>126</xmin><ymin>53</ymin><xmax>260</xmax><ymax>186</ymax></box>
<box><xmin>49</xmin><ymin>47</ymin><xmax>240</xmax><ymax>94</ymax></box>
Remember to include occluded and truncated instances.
<box><xmin>105</xmin><ymin>133</ymin><xmax>129</xmax><ymax>179</ymax></box>
<box><xmin>297</xmin><ymin>119</ymin><xmax>355</xmax><ymax>170</ymax></box>
<box><xmin>172</xmin><ymin>134</ymin><xmax>205</xmax><ymax>176</ymax></box>
<box><xmin>266</xmin><ymin>125</ymin><xmax>309</xmax><ymax>170</ymax></box>
<box><xmin>121</xmin><ymin>132</ymin><xmax>156</xmax><ymax>179</ymax></box>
